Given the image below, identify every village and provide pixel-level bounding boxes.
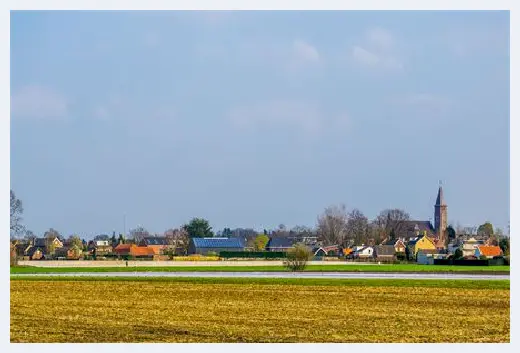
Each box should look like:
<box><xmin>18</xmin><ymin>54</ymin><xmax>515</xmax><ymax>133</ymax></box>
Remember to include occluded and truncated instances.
<box><xmin>10</xmin><ymin>186</ymin><xmax>509</xmax><ymax>267</ymax></box>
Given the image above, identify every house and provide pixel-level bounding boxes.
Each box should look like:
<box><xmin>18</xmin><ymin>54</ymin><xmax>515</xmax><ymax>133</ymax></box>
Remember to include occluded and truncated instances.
<box><xmin>26</xmin><ymin>246</ymin><xmax>45</xmax><ymax>260</ymax></box>
<box><xmin>407</xmin><ymin>235</ymin><xmax>436</xmax><ymax>258</ymax></box>
<box><xmin>265</xmin><ymin>237</ymin><xmax>298</xmax><ymax>252</ymax></box>
<box><xmin>475</xmin><ymin>245</ymin><xmax>503</xmax><ymax>259</ymax></box>
<box><xmin>374</xmin><ymin>245</ymin><xmax>395</xmax><ymax>260</ymax></box>
<box><xmin>188</xmin><ymin>237</ymin><xmax>244</xmax><ymax>255</ymax></box>
<box><xmin>88</xmin><ymin>240</ymin><xmax>113</xmax><ymax>256</ymax></box>
<box><xmin>462</xmin><ymin>237</ymin><xmax>483</xmax><ymax>257</ymax></box>
<box><xmin>14</xmin><ymin>242</ymin><xmax>33</xmax><ymax>257</ymax></box>
<box><xmin>34</xmin><ymin>236</ymin><xmax>63</xmax><ymax>249</ymax></box>
<box><xmin>139</xmin><ymin>236</ymin><xmax>169</xmax><ymax>255</ymax></box>
<box><xmin>352</xmin><ymin>246</ymin><xmax>374</xmax><ymax>258</ymax></box>
<box><xmin>113</xmin><ymin>244</ymin><xmax>155</xmax><ymax>258</ymax></box>
<box><xmin>447</xmin><ymin>242</ymin><xmax>460</xmax><ymax>255</ymax></box>
<box><xmin>382</xmin><ymin>238</ymin><xmax>406</xmax><ymax>254</ymax></box>
<box><xmin>313</xmin><ymin>245</ymin><xmax>341</xmax><ymax>256</ymax></box>
<box><xmin>417</xmin><ymin>249</ymin><xmax>447</xmax><ymax>265</ymax></box>
<box><xmin>113</xmin><ymin>244</ymin><xmax>132</xmax><ymax>257</ymax></box>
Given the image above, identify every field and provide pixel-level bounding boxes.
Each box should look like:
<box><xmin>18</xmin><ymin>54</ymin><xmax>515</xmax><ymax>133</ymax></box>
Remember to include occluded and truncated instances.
<box><xmin>11</xmin><ymin>263</ymin><xmax>510</xmax><ymax>274</ymax></box>
<box><xmin>10</xmin><ymin>277</ymin><xmax>510</xmax><ymax>343</ymax></box>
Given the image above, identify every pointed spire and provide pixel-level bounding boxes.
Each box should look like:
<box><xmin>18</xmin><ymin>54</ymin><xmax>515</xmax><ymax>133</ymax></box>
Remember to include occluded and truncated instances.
<box><xmin>435</xmin><ymin>181</ymin><xmax>445</xmax><ymax>206</ymax></box>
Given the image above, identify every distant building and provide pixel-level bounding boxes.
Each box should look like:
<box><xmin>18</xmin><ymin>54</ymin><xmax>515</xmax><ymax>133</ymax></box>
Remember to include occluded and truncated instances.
<box><xmin>188</xmin><ymin>238</ymin><xmax>244</xmax><ymax>255</ymax></box>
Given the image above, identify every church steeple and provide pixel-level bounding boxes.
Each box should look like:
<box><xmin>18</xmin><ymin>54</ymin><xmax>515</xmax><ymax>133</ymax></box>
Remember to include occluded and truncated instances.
<box><xmin>434</xmin><ymin>181</ymin><xmax>448</xmax><ymax>246</ymax></box>
<box><xmin>435</xmin><ymin>181</ymin><xmax>445</xmax><ymax>206</ymax></box>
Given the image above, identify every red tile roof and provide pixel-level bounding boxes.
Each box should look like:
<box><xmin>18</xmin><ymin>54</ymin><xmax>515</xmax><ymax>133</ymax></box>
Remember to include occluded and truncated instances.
<box><xmin>477</xmin><ymin>246</ymin><xmax>502</xmax><ymax>257</ymax></box>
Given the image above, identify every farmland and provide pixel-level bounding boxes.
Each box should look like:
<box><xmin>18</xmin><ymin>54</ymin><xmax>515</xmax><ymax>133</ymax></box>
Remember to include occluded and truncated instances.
<box><xmin>10</xmin><ymin>277</ymin><xmax>510</xmax><ymax>343</ymax></box>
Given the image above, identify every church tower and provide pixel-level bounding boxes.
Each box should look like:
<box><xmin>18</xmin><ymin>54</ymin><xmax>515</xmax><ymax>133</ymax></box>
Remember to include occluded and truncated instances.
<box><xmin>434</xmin><ymin>183</ymin><xmax>448</xmax><ymax>243</ymax></box>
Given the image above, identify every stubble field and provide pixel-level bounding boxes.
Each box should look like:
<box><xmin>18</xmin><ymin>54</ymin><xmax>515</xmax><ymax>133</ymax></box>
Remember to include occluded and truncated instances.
<box><xmin>10</xmin><ymin>278</ymin><xmax>510</xmax><ymax>343</ymax></box>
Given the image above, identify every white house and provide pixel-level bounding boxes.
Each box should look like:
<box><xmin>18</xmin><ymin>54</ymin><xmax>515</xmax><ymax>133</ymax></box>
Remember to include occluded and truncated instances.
<box><xmin>462</xmin><ymin>237</ymin><xmax>482</xmax><ymax>257</ymax></box>
<box><xmin>352</xmin><ymin>246</ymin><xmax>374</xmax><ymax>258</ymax></box>
<box><xmin>94</xmin><ymin>240</ymin><xmax>110</xmax><ymax>247</ymax></box>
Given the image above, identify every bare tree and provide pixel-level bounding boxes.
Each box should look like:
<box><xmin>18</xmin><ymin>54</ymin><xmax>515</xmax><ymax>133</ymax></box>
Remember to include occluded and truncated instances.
<box><xmin>316</xmin><ymin>204</ymin><xmax>348</xmax><ymax>246</ymax></box>
<box><xmin>373</xmin><ymin>209</ymin><xmax>410</xmax><ymax>240</ymax></box>
<box><xmin>10</xmin><ymin>190</ymin><xmax>24</xmax><ymax>239</ymax></box>
<box><xmin>130</xmin><ymin>226</ymin><xmax>150</xmax><ymax>244</ymax></box>
<box><xmin>345</xmin><ymin>209</ymin><xmax>369</xmax><ymax>246</ymax></box>
<box><xmin>164</xmin><ymin>228</ymin><xmax>189</xmax><ymax>256</ymax></box>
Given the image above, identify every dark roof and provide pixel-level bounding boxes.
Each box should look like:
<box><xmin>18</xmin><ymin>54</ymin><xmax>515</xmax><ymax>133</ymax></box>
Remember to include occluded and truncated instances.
<box><xmin>266</xmin><ymin>237</ymin><xmax>298</xmax><ymax>249</ymax></box>
<box><xmin>143</xmin><ymin>237</ymin><xmax>168</xmax><ymax>246</ymax></box>
<box><xmin>374</xmin><ymin>245</ymin><xmax>395</xmax><ymax>256</ymax></box>
<box><xmin>383</xmin><ymin>238</ymin><xmax>403</xmax><ymax>246</ymax></box>
<box><xmin>34</xmin><ymin>238</ymin><xmax>47</xmax><ymax>247</ymax></box>
<box><xmin>191</xmin><ymin>238</ymin><xmax>244</xmax><ymax>249</ymax></box>
<box><xmin>407</xmin><ymin>236</ymin><xmax>425</xmax><ymax>246</ymax></box>
<box><xmin>27</xmin><ymin>246</ymin><xmax>45</xmax><ymax>257</ymax></box>
<box><xmin>94</xmin><ymin>234</ymin><xmax>110</xmax><ymax>241</ymax></box>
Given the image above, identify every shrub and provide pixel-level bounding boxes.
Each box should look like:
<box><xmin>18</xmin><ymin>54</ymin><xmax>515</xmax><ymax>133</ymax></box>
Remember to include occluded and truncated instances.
<box><xmin>395</xmin><ymin>252</ymin><xmax>406</xmax><ymax>261</ymax></box>
<box><xmin>284</xmin><ymin>244</ymin><xmax>312</xmax><ymax>272</ymax></box>
<box><xmin>206</xmin><ymin>251</ymin><xmax>218</xmax><ymax>257</ymax></box>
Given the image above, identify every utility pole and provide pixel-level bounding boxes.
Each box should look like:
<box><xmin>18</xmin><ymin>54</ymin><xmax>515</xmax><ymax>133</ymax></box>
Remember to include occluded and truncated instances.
<box><xmin>124</xmin><ymin>214</ymin><xmax>126</xmax><ymax>239</ymax></box>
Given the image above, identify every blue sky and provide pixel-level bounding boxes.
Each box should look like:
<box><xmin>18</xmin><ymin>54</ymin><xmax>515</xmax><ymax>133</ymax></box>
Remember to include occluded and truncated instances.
<box><xmin>10</xmin><ymin>10</ymin><xmax>510</xmax><ymax>238</ymax></box>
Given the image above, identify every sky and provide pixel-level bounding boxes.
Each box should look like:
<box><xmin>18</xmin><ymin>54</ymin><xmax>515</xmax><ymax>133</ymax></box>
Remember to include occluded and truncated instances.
<box><xmin>10</xmin><ymin>10</ymin><xmax>510</xmax><ymax>238</ymax></box>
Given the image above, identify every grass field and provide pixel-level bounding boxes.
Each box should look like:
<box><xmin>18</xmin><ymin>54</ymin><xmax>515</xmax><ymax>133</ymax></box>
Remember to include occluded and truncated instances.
<box><xmin>10</xmin><ymin>277</ymin><xmax>510</xmax><ymax>343</ymax></box>
<box><xmin>10</xmin><ymin>263</ymin><xmax>510</xmax><ymax>274</ymax></box>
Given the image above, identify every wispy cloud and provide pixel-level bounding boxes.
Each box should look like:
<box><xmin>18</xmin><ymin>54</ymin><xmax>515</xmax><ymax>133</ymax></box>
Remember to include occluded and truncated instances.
<box><xmin>228</xmin><ymin>100</ymin><xmax>349</xmax><ymax>135</ymax></box>
<box><xmin>292</xmin><ymin>39</ymin><xmax>320</xmax><ymax>63</ymax></box>
<box><xmin>351</xmin><ymin>27</ymin><xmax>403</xmax><ymax>71</ymax></box>
<box><xmin>11</xmin><ymin>84</ymin><xmax>68</xmax><ymax>120</ymax></box>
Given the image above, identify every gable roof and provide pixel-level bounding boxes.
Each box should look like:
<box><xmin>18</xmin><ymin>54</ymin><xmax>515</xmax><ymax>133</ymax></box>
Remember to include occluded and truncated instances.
<box><xmin>27</xmin><ymin>246</ymin><xmax>45</xmax><ymax>257</ymax></box>
<box><xmin>266</xmin><ymin>237</ymin><xmax>297</xmax><ymax>249</ymax></box>
<box><xmin>477</xmin><ymin>245</ymin><xmax>502</xmax><ymax>257</ymax></box>
<box><xmin>192</xmin><ymin>237</ymin><xmax>244</xmax><ymax>249</ymax></box>
<box><xmin>129</xmin><ymin>246</ymin><xmax>155</xmax><ymax>256</ymax></box>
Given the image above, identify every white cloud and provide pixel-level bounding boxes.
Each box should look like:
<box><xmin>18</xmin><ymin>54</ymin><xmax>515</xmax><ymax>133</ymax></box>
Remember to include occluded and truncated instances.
<box><xmin>292</xmin><ymin>39</ymin><xmax>320</xmax><ymax>63</ymax></box>
<box><xmin>352</xmin><ymin>46</ymin><xmax>381</xmax><ymax>66</ymax></box>
<box><xmin>351</xmin><ymin>27</ymin><xmax>403</xmax><ymax>71</ymax></box>
<box><xmin>11</xmin><ymin>84</ymin><xmax>68</xmax><ymax>120</ymax></box>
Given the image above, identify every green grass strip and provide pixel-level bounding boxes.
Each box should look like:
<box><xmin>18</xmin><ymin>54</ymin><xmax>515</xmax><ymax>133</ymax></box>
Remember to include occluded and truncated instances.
<box><xmin>9</xmin><ymin>275</ymin><xmax>510</xmax><ymax>290</ymax></box>
<box><xmin>10</xmin><ymin>264</ymin><xmax>510</xmax><ymax>274</ymax></box>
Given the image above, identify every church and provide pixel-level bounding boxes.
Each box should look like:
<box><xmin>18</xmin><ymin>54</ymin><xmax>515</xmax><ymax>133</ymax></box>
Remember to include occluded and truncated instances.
<box><xmin>391</xmin><ymin>185</ymin><xmax>448</xmax><ymax>248</ymax></box>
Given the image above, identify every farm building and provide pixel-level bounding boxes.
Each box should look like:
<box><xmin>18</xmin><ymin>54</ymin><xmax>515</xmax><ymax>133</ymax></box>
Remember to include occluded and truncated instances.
<box><xmin>188</xmin><ymin>238</ymin><xmax>244</xmax><ymax>255</ymax></box>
